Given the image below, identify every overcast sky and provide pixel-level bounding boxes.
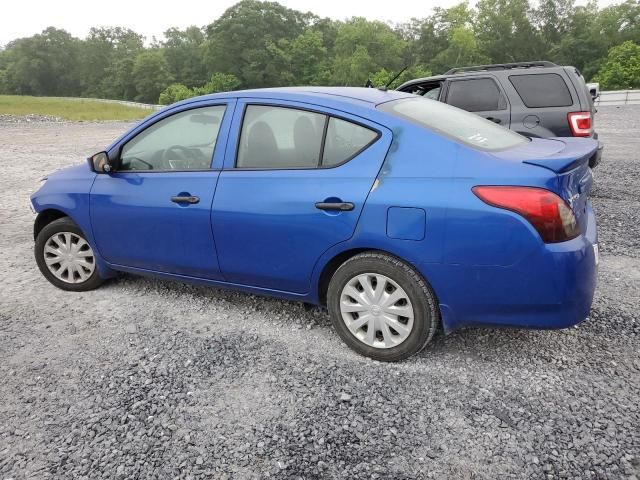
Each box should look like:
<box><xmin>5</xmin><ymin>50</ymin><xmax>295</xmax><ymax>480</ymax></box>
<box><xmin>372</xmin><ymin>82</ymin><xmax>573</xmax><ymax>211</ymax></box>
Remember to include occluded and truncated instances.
<box><xmin>1</xmin><ymin>0</ymin><xmax>619</xmax><ymax>46</ymax></box>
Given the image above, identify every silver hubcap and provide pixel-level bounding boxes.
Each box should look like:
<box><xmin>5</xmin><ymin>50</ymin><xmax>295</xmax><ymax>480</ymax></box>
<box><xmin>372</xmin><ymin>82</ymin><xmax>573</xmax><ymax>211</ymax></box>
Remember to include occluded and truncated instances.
<box><xmin>340</xmin><ymin>273</ymin><xmax>415</xmax><ymax>349</ymax></box>
<box><xmin>43</xmin><ymin>232</ymin><xmax>95</xmax><ymax>284</ymax></box>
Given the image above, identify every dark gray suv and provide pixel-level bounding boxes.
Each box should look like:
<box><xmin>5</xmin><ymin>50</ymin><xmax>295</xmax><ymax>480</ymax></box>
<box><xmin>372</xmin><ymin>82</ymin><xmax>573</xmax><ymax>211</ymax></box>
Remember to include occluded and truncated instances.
<box><xmin>397</xmin><ymin>61</ymin><xmax>603</xmax><ymax>167</ymax></box>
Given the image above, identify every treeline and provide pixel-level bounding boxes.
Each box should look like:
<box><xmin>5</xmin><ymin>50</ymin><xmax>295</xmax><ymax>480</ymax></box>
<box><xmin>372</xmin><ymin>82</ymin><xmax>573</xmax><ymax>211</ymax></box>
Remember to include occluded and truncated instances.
<box><xmin>0</xmin><ymin>0</ymin><xmax>638</xmax><ymax>105</ymax></box>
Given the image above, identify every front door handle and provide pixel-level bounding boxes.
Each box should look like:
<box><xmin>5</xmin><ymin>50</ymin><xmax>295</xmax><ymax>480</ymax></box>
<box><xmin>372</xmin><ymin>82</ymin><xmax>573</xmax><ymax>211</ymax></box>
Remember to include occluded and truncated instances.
<box><xmin>315</xmin><ymin>202</ymin><xmax>354</xmax><ymax>211</ymax></box>
<box><xmin>485</xmin><ymin>117</ymin><xmax>502</xmax><ymax>124</ymax></box>
<box><xmin>171</xmin><ymin>195</ymin><xmax>200</xmax><ymax>204</ymax></box>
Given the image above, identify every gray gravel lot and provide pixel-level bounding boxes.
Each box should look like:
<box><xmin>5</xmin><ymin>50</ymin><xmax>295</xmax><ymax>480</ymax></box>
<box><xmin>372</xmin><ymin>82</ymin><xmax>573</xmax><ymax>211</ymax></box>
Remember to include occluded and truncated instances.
<box><xmin>0</xmin><ymin>107</ymin><xmax>639</xmax><ymax>479</ymax></box>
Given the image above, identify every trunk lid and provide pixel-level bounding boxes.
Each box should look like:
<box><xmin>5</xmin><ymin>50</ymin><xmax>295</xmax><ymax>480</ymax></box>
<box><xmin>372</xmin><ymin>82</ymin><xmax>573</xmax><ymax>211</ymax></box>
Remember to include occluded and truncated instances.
<box><xmin>492</xmin><ymin>137</ymin><xmax>598</xmax><ymax>229</ymax></box>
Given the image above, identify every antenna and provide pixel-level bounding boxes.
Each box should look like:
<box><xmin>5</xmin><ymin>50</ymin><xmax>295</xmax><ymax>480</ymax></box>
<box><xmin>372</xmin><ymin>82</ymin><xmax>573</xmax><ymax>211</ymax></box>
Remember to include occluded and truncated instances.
<box><xmin>380</xmin><ymin>66</ymin><xmax>408</xmax><ymax>91</ymax></box>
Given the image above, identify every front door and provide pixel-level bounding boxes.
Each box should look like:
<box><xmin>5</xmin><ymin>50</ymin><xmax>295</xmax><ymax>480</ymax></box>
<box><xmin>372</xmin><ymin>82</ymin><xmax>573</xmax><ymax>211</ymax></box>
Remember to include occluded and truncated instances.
<box><xmin>90</xmin><ymin>102</ymin><xmax>233</xmax><ymax>279</ymax></box>
<box><xmin>211</xmin><ymin>100</ymin><xmax>392</xmax><ymax>294</ymax></box>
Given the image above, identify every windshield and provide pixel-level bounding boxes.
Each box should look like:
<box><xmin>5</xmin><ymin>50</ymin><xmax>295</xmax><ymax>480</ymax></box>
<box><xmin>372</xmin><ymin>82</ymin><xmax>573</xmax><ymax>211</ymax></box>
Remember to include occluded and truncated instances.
<box><xmin>378</xmin><ymin>97</ymin><xmax>528</xmax><ymax>151</ymax></box>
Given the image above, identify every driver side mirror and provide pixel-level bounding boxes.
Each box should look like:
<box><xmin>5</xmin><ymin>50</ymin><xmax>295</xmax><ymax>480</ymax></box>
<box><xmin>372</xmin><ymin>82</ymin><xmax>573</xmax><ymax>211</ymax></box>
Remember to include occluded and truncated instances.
<box><xmin>88</xmin><ymin>151</ymin><xmax>114</xmax><ymax>174</ymax></box>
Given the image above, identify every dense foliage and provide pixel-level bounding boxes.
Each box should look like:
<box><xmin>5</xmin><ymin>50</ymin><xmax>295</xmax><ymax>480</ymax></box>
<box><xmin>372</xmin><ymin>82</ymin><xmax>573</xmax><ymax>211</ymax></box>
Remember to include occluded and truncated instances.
<box><xmin>0</xmin><ymin>0</ymin><xmax>638</xmax><ymax>104</ymax></box>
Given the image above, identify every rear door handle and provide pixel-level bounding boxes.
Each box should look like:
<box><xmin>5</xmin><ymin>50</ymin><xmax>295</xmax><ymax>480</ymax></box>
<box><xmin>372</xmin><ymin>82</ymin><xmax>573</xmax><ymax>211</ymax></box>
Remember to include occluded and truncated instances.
<box><xmin>315</xmin><ymin>202</ymin><xmax>354</xmax><ymax>211</ymax></box>
<box><xmin>171</xmin><ymin>195</ymin><xmax>200</xmax><ymax>204</ymax></box>
<box><xmin>485</xmin><ymin>117</ymin><xmax>502</xmax><ymax>124</ymax></box>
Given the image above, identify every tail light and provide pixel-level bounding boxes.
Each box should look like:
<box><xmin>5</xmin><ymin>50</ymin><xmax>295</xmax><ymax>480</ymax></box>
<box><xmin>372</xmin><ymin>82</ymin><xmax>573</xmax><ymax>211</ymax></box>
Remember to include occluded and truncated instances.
<box><xmin>472</xmin><ymin>186</ymin><xmax>580</xmax><ymax>243</ymax></box>
<box><xmin>567</xmin><ymin>112</ymin><xmax>593</xmax><ymax>137</ymax></box>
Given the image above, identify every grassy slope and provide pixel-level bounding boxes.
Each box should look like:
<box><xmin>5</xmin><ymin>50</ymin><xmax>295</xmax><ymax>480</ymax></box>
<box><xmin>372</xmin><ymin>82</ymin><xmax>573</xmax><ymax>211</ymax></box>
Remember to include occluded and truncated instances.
<box><xmin>0</xmin><ymin>95</ymin><xmax>152</xmax><ymax>121</ymax></box>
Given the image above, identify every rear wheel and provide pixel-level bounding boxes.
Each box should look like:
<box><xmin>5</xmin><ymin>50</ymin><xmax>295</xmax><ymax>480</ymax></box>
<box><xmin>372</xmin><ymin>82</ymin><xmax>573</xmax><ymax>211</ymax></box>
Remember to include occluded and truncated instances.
<box><xmin>35</xmin><ymin>217</ymin><xmax>104</xmax><ymax>291</ymax></box>
<box><xmin>327</xmin><ymin>252</ymin><xmax>438</xmax><ymax>361</ymax></box>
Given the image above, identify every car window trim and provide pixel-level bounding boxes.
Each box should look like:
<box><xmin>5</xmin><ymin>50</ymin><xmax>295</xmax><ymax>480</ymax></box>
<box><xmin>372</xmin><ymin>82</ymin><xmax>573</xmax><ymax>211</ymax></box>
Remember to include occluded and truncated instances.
<box><xmin>445</xmin><ymin>76</ymin><xmax>508</xmax><ymax>112</ymax></box>
<box><xmin>114</xmin><ymin>103</ymin><xmax>229</xmax><ymax>174</ymax></box>
<box><xmin>232</xmin><ymin>102</ymin><xmax>382</xmax><ymax>171</ymax></box>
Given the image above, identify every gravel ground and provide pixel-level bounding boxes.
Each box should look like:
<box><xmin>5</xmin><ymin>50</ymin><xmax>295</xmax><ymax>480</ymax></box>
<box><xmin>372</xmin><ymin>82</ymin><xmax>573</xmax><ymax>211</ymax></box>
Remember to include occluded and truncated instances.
<box><xmin>0</xmin><ymin>108</ymin><xmax>639</xmax><ymax>480</ymax></box>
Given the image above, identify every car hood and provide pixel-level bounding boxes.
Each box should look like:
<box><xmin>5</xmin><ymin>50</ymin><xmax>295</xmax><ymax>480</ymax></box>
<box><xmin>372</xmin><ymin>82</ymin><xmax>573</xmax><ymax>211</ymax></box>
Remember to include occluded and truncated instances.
<box><xmin>45</xmin><ymin>162</ymin><xmax>96</xmax><ymax>181</ymax></box>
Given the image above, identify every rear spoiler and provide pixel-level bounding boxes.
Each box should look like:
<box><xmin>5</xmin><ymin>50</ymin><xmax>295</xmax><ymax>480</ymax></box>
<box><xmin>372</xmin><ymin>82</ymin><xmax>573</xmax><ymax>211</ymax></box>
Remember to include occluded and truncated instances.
<box><xmin>523</xmin><ymin>138</ymin><xmax>598</xmax><ymax>173</ymax></box>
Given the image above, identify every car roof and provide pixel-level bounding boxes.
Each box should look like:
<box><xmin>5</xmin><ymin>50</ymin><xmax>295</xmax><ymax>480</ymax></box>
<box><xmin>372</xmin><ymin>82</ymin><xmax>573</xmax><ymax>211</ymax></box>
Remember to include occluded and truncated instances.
<box><xmin>175</xmin><ymin>87</ymin><xmax>415</xmax><ymax>110</ymax></box>
<box><xmin>398</xmin><ymin>65</ymin><xmax>570</xmax><ymax>89</ymax></box>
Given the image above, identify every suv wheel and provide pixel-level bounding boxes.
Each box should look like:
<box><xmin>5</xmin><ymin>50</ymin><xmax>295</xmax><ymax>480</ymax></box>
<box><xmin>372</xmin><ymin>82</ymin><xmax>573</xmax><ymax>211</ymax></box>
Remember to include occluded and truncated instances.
<box><xmin>327</xmin><ymin>252</ymin><xmax>438</xmax><ymax>361</ymax></box>
<box><xmin>35</xmin><ymin>217</ymin><xmax>104</xmax><ymax>291</ymax></box>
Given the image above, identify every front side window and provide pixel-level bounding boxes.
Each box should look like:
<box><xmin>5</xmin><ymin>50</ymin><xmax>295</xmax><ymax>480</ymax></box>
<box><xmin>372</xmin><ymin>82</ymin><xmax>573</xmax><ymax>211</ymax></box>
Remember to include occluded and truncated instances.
<box><xmin>378</xmin><ymin>97</ymin><xmax>527</xmax><ymax>151</ymax></box>
<box><xmin>237</xmin><ymin>105</ymin><xmax>325</xmax><ymax>168</ymax></box>
<box><xmin>446</xmin><ymin>78</ymin><xmax>507</xmax><ymax>112</ymax></box>
<box><xmin>119</xmin><ymin>105</ymin><xmax>226</xmax><ymax>171</ymax></box>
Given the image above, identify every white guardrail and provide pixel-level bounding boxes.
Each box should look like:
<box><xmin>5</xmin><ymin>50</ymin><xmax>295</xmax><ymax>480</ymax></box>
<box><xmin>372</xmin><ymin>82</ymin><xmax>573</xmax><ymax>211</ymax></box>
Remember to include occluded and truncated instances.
<box><xmin>594</xmin><ymin>89</ymin><xmax>640</xmax><ymax>106</ymax></box>
<box><xmin>59</xmin><ymin>97</ymin><xmax>162</xmax><ymax>110</ymax></box>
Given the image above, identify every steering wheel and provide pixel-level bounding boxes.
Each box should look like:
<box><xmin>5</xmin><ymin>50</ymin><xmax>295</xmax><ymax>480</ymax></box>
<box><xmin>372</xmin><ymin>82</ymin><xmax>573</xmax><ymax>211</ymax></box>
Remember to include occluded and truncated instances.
<box><xmin>124</xmin><ymin>156</ymin><xmax>154</xmax><ymax>170</ymax></box>
<box><xmin>163</xmin><ymin>145</ymin><xmax>196</xmax><ymax>170</ymax></box>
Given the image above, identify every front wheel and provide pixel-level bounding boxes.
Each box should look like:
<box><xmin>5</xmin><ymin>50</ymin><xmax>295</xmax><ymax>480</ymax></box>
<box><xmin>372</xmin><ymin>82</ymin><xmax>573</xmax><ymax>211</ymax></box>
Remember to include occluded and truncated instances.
<box><xmin>35</xmin><ymin>217</ymin><xmax>104</xmax><ymax>291</ymax></box>
<box><xmin>327</xmin><ymin>252</ymin><xmax>439</xmax><ymax>362</ymax></box>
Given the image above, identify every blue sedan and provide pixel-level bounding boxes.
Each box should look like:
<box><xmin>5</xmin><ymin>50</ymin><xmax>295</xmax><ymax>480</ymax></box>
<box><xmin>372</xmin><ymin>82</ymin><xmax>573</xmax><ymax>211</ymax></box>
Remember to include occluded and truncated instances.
<box><xmin>30</xmin><ymin>87</ymin><xmax>599</xmax><ymax>361</ymax></box>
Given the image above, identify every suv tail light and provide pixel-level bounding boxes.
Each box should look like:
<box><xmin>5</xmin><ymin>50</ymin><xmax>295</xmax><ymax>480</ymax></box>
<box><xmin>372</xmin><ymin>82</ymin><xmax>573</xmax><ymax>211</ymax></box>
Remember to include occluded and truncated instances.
<box><xmin>567</xmin><ymin>112</ymin><xmax>593</xmax><ymax>137</ymax></box>
<box><xmin>472</xmin><ymin>186</ymin><xmax>580</xmax><ymax>243</ymax></box>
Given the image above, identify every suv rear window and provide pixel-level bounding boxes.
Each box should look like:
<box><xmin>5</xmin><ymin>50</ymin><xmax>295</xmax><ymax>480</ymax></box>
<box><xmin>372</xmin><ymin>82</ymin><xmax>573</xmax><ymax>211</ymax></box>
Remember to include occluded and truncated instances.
<box><xmin>378</xmin><ymin>97</ymin><xmax>527</xmax><ymax>151</ymax></box>
<box><xmin>446</xmin><ymin>78</ymin><xmax>507</xmax><ymax>112</ymax></box>
<box><xmin>509</xmin><ymin>74</ymin><xmax>573</xmax><ymax>108</ymax></box>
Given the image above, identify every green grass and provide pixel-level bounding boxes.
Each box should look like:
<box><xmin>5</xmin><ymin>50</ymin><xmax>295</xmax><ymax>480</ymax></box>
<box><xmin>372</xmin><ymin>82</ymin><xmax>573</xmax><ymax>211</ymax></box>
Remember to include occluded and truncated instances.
<box><xmin>0</xmin><ymin>95</ymin><xmax>153</xmax><ymax>121</ymax></box>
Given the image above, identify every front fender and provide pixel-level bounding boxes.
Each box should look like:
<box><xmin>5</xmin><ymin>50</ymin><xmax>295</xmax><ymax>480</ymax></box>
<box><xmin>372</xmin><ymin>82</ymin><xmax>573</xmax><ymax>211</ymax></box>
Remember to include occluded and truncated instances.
<box><xmin>30</xmin><ymin>165</ymin><xmax>116</xmax><ymax>278</ymax></box>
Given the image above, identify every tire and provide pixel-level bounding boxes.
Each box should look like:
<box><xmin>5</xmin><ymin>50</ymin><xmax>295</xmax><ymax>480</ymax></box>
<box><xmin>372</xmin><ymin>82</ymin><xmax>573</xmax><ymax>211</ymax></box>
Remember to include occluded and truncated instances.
<box><xmin>327</xmin><ymin>252</ymin><xmax>438</xmax><ymax>362</ymax></box>
<box><xmin>35</xmin><ymin>217</ymin><xmax>104</xmax><ymax>292</ymax></box>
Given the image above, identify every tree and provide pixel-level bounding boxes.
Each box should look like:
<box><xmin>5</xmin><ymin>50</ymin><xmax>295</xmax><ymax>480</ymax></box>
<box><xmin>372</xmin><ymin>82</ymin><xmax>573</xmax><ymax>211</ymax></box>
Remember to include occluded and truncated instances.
<box><xmin>534</xmin><ymin>0</ymin><xmax>575</xmax><ymax>49</ymax></box>
<box><xmin>330</xmin><ymin>18</ymin><xmax>407</xmax><ymax>86</ymax></box>
<box><xmin>593</xmin><ymin>41</ymin><xmax>640</xmax><ymax>89</ymax></box>
<box><xmin>162</xmin><ymin>26</ymin><xmax>208</xmax><ymax>87</ymax></box>
<box><xmin>430</xmin><ymin>27</ymin><xmax>490</xmax><ymax>74</ymax></box>
<box><xmin>158</xmin><ymin>83</ymin><xmax>195</xmax><ymax>105</ymax></box>
<box><xmin>1</xmin><ymin>0</ymin><xmax>639</xmax><ymax>101</ymax></box>
<box><xmin>204</xmin><ymin>0</ymin><xmax>309</xmax><ymax>87</ymax></box>
<box><xmin>475</xmin><ymin>0</ymin><xmax>545</xmax><ymax>63</ymax></box>
<box><xmin>369</xmin><ymin>65</ymin><xmax>431</xmax><ymax>89</ymax></box>
<box><xmin>2</xmin><ymin>28</ymin><xmax>80</xmax><ymax>96</ymax></box>
<box><xmin>264</xmin><ymin>30</ymin><xmax>329</xmax><ymax>85</ymax></box>
<box><xmin>552</xmin><ymin>2</ymin><xmax>608</xmax><ymax>79</ymax></box>
<box><xmin>132</xmin><ymin>50</ymin><xmax>173</xmax><ymax>103</ymax></box>
<box><xmin>194</xmin><ymin>73</ymin><xmax>241</xmax><ymax>94</ymax></box>
<box><xmin>79</xmin><ymin>27</ymin><xmax>144</xmax><ymax>99</ymax></box>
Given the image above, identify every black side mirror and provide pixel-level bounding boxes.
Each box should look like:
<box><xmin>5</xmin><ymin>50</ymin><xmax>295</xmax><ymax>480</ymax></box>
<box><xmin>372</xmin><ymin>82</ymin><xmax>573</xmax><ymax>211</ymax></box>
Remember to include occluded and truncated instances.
<box><xmin>88</xmin><ymin>151</ymin><xmax>113</xmax><ymax>173</ymax></box>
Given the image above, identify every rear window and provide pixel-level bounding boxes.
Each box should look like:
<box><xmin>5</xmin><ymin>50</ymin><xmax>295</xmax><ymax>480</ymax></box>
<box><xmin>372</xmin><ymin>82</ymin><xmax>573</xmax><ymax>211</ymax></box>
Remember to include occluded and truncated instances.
<box><xmin>509</xmin><ymin>74</ymin><xmax>573</xmax><ymax>108</ymax></box>
<box><xmin>378</xmin><ymin>97</ymin><xmax>528</xmax><ymax>151</ymax></box>
<box><xmin>446</xmin><ymin>78</ymin><xmax>507</xmax><ymax>112</ymax></box>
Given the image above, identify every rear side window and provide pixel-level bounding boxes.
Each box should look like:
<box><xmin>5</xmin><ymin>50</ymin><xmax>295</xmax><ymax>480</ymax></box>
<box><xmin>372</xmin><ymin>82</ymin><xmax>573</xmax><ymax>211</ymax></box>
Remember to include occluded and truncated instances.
<box><xmin>509</xmin><ymin>74</ymin><xmax>573</xmax><ymax>108</ymax></box>
<box><xmin>237</xmin><ymin>105</ymin><xmax>325</xmax><ymax>168</ymax></box>
<box><xmin>378</xmin><ymin>97</ymin><xmax>527</xmax><ymax>151</ymax></box>
<box><xmin>322</xmin><ymin>118</ymin><xmax>378</xmax><ymax>167</ymax></box>
<box><xmin>446</xmin><ymin>78</ymin><xmax>507</xmax><ymax>112</ymax></box>
<box><xmin>237</xmin><ymin>105</ymin><xmax>378</xmax><ymax>169</ymax></box>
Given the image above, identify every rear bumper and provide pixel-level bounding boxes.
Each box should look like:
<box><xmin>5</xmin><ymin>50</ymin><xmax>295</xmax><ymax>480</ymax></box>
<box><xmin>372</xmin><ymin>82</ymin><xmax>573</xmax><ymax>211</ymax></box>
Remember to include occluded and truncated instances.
<box><xmin>435</xmin><ymin>204</ymin><xmax>598</xmax><ymax>333</ymax></box>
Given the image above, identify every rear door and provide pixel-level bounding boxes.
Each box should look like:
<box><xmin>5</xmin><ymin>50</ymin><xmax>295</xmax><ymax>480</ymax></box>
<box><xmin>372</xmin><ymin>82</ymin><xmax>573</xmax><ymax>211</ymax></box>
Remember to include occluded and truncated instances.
<box><xmin>443</xmin><ymin>76</ymin><xmax>511</xmax><ymax>127</ymax></box>
<box><xmin>211</xmin><ymin>99</ymin><xmax>392</xmax><ymax>294</ymax></box>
